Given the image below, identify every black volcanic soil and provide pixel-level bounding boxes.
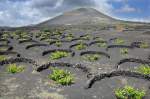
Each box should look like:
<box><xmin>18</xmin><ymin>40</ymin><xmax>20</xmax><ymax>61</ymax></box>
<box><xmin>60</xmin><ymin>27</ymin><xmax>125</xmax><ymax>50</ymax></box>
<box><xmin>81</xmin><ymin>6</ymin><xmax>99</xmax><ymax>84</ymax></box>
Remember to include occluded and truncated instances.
<box><xmin>0</xmin><ymin>24</ymin><xmax>150</xmax><ymax>99</ymax></box>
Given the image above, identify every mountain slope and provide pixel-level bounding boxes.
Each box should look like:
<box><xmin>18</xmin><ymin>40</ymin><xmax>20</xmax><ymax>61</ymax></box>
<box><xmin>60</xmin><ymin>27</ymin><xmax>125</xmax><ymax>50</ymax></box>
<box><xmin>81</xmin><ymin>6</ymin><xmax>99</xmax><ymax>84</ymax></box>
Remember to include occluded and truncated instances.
<box><xmin>38</xmin><ymin>8</ymin><xmax>118</xmax><ymax>26</ymax></box>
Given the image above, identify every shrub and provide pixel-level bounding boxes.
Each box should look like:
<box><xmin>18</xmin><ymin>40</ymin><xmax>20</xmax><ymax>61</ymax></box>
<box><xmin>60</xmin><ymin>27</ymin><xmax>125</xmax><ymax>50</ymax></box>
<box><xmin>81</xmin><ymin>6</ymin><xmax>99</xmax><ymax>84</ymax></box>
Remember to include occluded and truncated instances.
<box><xmin>43</xmin><ymin>28</ymin><xmax>50</xmax><ymax>32</ymax></box>
<box><xmin>83</xmin><ymin>54</ymin><xmax>101</xmax><ymax>62</ymax></box>
<box><xmin>48</xmin><ymin>68</ymin><xmax>74</xmax><ymax>85</ymax></box>
<box><xmin>18</xmin><ymin>38</ymin><xmax>29</xmax><ymax>41</ymax></box>
<box><xmin>21</xmin><ymin>35</ymin><xmax>30</xmax><ymax>39</ymax></box>
<box><xmin>11</xmin><ymin>32</ymin><xmax>19</xmax><ymax>39</ymax></box>
<box><xmin>0</xmin><ymin>55</ymin><xmax>7</xmax><ymax>61</ymax></box>
<box><xmin>81</xmin><ymin>35</ymin><xmax>90</xmax><ymax>40</ymax></box>
<box><xmin>97</xmin><ymin>42</ymin><xmax>107</xmax><ymax>47</ymax></box>
<box><xmin>66</xmin><ymin>33</ymin><xmax>74</xmax><ymax>41</ymax></box>
<box><xmin>49</xmin><ymin>51</ymin><xmax>70</xmax><ymax>60</ymax></box>
<box><xmin>120</xmin><ymin>48</ymin><xmax>128</xmax><ymax>54</ymax></box>
<box><xmin>68</xmin><ymin>33</ymin><xmax>73</xmax><ymax>36</ymax></box>
<box><xmin>2</xmin><ymin>33</ymin><xmax>9</xmax><ymax>39</ymax></box>
<box><xmin>7</xmin><ymin>64</ymin><xmax>24</xmax><ymax>74</ymax></box>
<box><xmin>44</xmin><ymin>39</ymin><xmax>54</xmax><ymax>44</ymax></box>
<box><xmin>95</xmin><ymin>37</ymin><xmax>105</xmax><ymax>41</ymax></box>
<box><xmin>35</xmin><ymin>32</ymin><xmax>41</xmax><ymax>38</ymax></box>
<box><xmin>39</xmin><ymin>35</ymin><xmax>47</xmax><ymax>40</ymax></box>
<box><xmin>140</xmin><ymin>42</ymin><xmax>149</xmax><ymax>48</ymax></box>
<box><xmin>115</xmin><ymin>86</ymin><xmax>145</xmax><ymax>99</ymax></box>
<box><xmin>136</xmin><ymin>64</ymin><xmax>150</xmax><ymax>75</ymax></box>
<box><xmin>20</xmin><ymin>32</ymin><xmax>29</xmax><ymax>38</ymax></box>
<box><xmin>0</xmin><ymin>47</ymin><xmax>8</xmax><ymax>51</ymax></box>
<box><xmin>54</xmin><ymin>30</ymin><xmax>62</xmax><ymax>35</ymax></box>
<box><xmin>55</xmin><ymin>41</ymin><xmax>62</xmax><ymax>47</ymax></box>
<box><xmin>67</xmin><ymin>36</ymin><xmax>73</xmax><ymax>41</ymax></box>
<box><xmin>115</xmin><ymin>38</ymin><xmax>125</xmax><ymax>45</ymax></box>
<box><xmin>75</xmin><ymin>43</ymin><xmax>86</xmax><ymax>50</ymax></box>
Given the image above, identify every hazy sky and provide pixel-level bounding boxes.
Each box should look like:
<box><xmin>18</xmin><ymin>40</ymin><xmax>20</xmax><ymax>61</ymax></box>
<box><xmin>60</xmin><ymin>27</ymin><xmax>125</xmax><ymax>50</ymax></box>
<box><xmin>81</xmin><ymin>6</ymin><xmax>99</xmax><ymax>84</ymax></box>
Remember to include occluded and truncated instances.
<box><xmin>0</xmin><ymin>0</ymin><xmax>149</xmax><ymax>27</ymax></box>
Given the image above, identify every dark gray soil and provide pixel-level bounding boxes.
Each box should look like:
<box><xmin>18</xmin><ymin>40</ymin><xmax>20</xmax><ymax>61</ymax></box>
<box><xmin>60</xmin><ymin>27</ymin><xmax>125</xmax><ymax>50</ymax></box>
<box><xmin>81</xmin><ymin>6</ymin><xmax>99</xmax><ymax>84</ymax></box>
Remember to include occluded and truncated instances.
<box><xmin>0</xmin><ymin>24</ymin><xmax>150</xmax><ymax>99</ymax></box>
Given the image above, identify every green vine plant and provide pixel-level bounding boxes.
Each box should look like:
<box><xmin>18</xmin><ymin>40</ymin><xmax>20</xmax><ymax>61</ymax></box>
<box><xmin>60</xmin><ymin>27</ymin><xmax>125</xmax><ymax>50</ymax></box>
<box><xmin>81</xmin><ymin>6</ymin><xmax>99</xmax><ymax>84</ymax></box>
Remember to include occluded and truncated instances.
<box><xmin>0</xmin><ymin>55</ymin><xmax>7</xmax><ymax>61</ymax></box>
<box><xmin>115</xmin><ymin>38</ymin><xmax>125</xmax><ymax>45</ymax></box>
<box><xmin>48</xmin><ymin>67</ymin><xmax>74</xmax><ymax>85</ymax></box>
<box><xmin>83</xmin><ymin>54</ymin><xmax>101</xmax><ymax>62</ymax></box>
<box><xmin>136</xmin><ymin>64</ymin><xmax>150</xmax><ymax>75</ymax></box>
<box><xmin>49</xmin><ymin>51</ymin><xmax>70</xmax><ymax>60</ymax></box>
<box><xmin>115</xmin><ymin>85</ymin><xmax>145</xmax><ymax>99</ymax></box>
<box><xmin>75</xmin><ymin>43</ymin><xmax>87</xmax><ymax>50</ymax></box>
<box><xmin>140</xmin><ymin>42</ymin><xmax>149</xmax><ymax>48</ymax></box>
<box><xmin>120</xmin><ymin>48</ymin><xmax>128</xmax><ymax>55</ymax></box>
<box><xmin>97</xmin><ymin>42</ymin><xmax>107</xmax><ymax>48</ymax></box>
<box><xmin>7</xmin><ymin>64</ymin><xmax>25</xmax><ymax>74</ymax></box>
<box><xmin>0</xmin><ymin>47</ymin><xmax>8</xmax><ymax>51</ymax></box>
<box><xmin>55</xmin><ymin>41</ymin><xmax>62</xmax><ymax>47</ymax></box>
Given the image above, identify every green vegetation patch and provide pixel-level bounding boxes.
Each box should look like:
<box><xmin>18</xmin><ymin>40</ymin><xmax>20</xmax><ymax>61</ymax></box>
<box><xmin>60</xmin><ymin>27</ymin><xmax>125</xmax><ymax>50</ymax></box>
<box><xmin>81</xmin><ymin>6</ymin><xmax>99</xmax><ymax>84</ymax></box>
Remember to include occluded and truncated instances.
<box><xmin>18</xmin><ymin>38</ymin><xmax>29</xmax><ymax>41</ymax></box>
<box><xmin>55</xmin><ymin>41</ymin><xmax>62</xmax><ymax>47</ymax></box>
<box><xmin>1</xmin><ymin>33</ymin><xmax>9</xmax><ymax>39</ymax></box>
<box><xmin>83</xmin><ymin>54</ymin><xmax>101</xmax><ymax>62</ymax></box>
<box><xmin>66</xmin><ymin>33</ymin><xmax>74</xmax><ymax>41</ymax></box>
<box><xmin>48</xmin><ymin>68</ymin><xmax>74</xmax><ymax>85</ymax></box>
<box><xmin>0</xmin><ymin>55</ymin><xmax>7</xmax><ymax>61</ymax></box>
<box><xmin>93</xmin><ymin>37</ymin><xmax>105</xmax><ymax>42</ymax></box>
<box><xmin>120</xmin><ymin>48</ymin><xmax>128</xmax><ymax>55</ymax></box>
<box><xmin>43</xmin><ymin>39</ymin><xmax>55</xmax><ymax>44</ymax></box>
<box><xmin>81</xmin><ymin>35</ymin><xmax>90</xmax><ymax>40</ymax></box>
<box><xmin>49</xmin><ymin>51</ymin><xmax>70</xmax><ymax>60</ymax></box>
<box><xmin>7</xmin><ymin>64</ymin><xmax>24</xmax><ymax>74</ymax></box>
<box><xmin>54</xmin><ymin>30</ymin><xmax>62</xmax><ymax>35</ymax></box>
<box><xmin>43</xmin><ymin>28</ymin><xmax>51</xmax><ymax>33</ymax></box>
<box><xmin>140</xmin><ymin>42</ymin><xmax>149</xmax><ymax>48</ymax></box>
<box><xmin>39</xmin><ymin>35</ymin><xmax>48</xmax><ymax>40</ymax></box>
<box><xmin>11</xmin><ymin>32</ymin><xmax>19</xmax><ymax>39</ymax></box>
<box><xmin>20</xmin><ymin>32</ymin><xmax>30</xmax><ymax>38</ymax></box>
<box><xmin>115</xmin><ymin>86</ymin><xmax>145</xmax><ymax>99</ymax></box>
<box><xmin>75</xmin><ymin>43</ymin><xmax>87</xmax><ymax>50</ymax></box>
<box><xmin>0</xmin><ymin>47</ymin><xmax>8</xmax><ymax>51</ymax></box>
<box><xmin>97</xmin><ymin>42</ymin><xmax>107</xmax><ymax>48</ymax></box>
<box><xmin>136</xmin><ymin>64</ymin><xmax>150</xmax><ymax>75</ymax></box>
<box><xmin>115</xmin><ymin>38</ymin><xmax>125</xmax><ymax>45</ymax></box>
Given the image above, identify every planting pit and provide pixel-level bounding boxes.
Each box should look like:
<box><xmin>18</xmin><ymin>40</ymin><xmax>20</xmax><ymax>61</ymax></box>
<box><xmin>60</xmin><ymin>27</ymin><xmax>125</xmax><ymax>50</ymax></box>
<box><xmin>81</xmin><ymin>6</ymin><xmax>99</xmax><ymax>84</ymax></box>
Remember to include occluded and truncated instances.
<box><xmin>89</xmin><ymin>41</ymin><xmax>107</xmax><ymax>48</ymax></box>
<box><xmin>42</xmin><ymin>49</ymin><xmax>75</xmax><ymax>60</ymax></box>
<box><xmin>109</xmin><ymin>38</ymin><xmax>126</xmax><ymax>45</ymax></box>
<box><xmin>131</xmin><ymin>41</ymin><xmax>149</xmax><ymax>48</ymax></box>
<box><xmin>0</xmin><ymin>55</ymin><xmax>12</xmax><ymax>62</ymax></box>
<box><xmin>41</xmin><ymin>38</ymin><xmax>57</xmax><ymax>44</ymax></box>
<box><xmin>116</xmin><ymin>58</ymin><xmax>150</xmax><ymax>70</ymax></box>
<box><xmin>80</xmin><ymin>51</ymin><xmax>110</xmax><ymax>62</ymax></box>
<box><xmin>85</xmin><ymin>70</ymin><xmax>150</xmax><ymax>89</ymax></box>
<box><xmin>79</xmin><ymin>34</ymin><xmax>91</xmax><ymax>40</ymax></box>
<box><xmin>81</xmin><ymin>75</ymin><xmax>150</xmax><ymax>99</ymax></box>
<box><xmin>70</xmin><ymin>43</ymin><xmax>88</xmax><ymax>50</ymax></box>
<box><xmin>48</xmin><ymin>40</ymin><xmax>65</xmax><ymax>47</ymax></box>
<box><xmin>36</xmin><ymin>62</ymin><xmax>89</xmax><ymax>89</ymax></box>
<box><xmin>0</xmin><ymin>62</ymin><xmax>49</xmax><ymax>99</ymax></box>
